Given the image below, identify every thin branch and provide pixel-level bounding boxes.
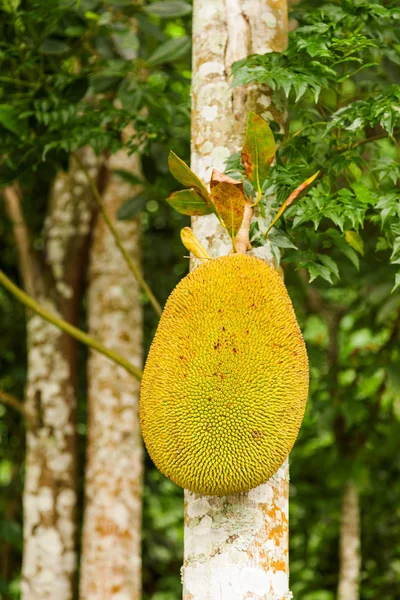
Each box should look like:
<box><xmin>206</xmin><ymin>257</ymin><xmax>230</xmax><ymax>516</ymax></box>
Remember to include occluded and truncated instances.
<box><xmin>0</xmin><ymin>390</ymin><xmax>26</xmax><ymax>417</ymax></box>
<box><xmin>0</xmin><ymin>269</ymin><xmax>143</xmax><ymax>382</ymax></box>
<box><xmin>75</xmin><ymin>154</ymin><xmax>162</xmax><ymax>316</ymax></box>
<box><xmin>337</xmin><ymin>129</ymin><xmax>400</xmax><ymax>152</ymax></box>
<box><xmin>2</xmin><ymin>185</ymin><xmax>36</xmax><ymax>296</ymax></box>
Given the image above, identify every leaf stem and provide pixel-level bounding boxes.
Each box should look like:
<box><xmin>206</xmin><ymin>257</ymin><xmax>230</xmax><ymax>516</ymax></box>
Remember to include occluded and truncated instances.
<box><xmin>75</xmin><ymin>154</ymin><xmax>162</xmax><ymax>317</ymax></box>
<box><xmin>0</xmin><ymin>269</ymin><xmax>143</xmax><ymax>382</ymax></box>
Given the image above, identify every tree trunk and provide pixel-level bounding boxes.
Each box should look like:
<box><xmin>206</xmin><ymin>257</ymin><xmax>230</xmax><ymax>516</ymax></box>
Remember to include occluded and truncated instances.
<box><xmin>337</xmin><ymin>480</ymin><xmax>361</xmax><ymax>600</ymax></box>
<box><xmin>80</xmin><ymin>149</ymin><xmax>143</xmax><ymax>600</ymax></box>
<box><xmin>5</xmin><ymin>149</ymin><xmax>101</xmax><ymax>600</ymax></box>
<box><xmin>183</xmin><ymin>1</ymin><xmax>289</xmax><ymax>599</ymax></box>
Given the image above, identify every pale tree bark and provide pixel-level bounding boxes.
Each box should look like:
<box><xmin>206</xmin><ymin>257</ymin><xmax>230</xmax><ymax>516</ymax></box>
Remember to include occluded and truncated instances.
<box><xmin>337</xmin><ymin>480</ymin><xmax>361</xmax><ymax>600</ymax></box>
<box><xmin>80</xmin><ymin>149</ymin><xmax>143</xmax><ymax>600</ymax></box>
<box><xmin>4</xmin><ymin>148</ymin><xmax>101</xmax><ymax>600</ymax></box>
<box><xmin>183</xmin><ymin>1</ymin><xmax>290</xmax><ymax>599</ymax></box>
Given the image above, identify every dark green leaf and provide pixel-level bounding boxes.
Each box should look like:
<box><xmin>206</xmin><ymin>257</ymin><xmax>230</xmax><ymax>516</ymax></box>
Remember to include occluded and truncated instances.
<box><xmin>147</xmin><ymin>36</ymin><xmax>190</xmax><ymax>66</ymax></box>
<box><xmin>117</xmin><ymin>195</ymin><xmax>148</xmax><ymax>220</ymax></box>
<box><xmin>392</xmin><ymin>272</ymin><xmax>400</xmax><ymax>293</ymax></box>
<box><xmin>90</xmin><ymin>75</ymin><xmax>122</xmax><ymax>93</ymax></box>
<box><xmin>113</xmin><ymin>169</ymin><xmax>145</xmax><ymax>186</ymax></box>
<box><xmin>39</xmin><ymin>39</ymin><xmax>70</xmax><ymax>55</ymax></box>
<box><xmin>268</xmin><ymin>230</ymin><xmax>298</xmax><ymax>249</ymax></box>
<box><xmin>143</xmin><ymin>1</ymin><xmax>192</xmax><ymax>18</ymax></box>
<box><xmin>118</xmin><ymin>79</ymin><xmax>143</xmax><ymax>113</ymax></box>
<box><xmin>168</xmin><ymin>151</ymin><xmax>211</xmax><ymax>205</ymax></box>
<box><xmin>166</xmin><ymin>189</ymin><xmax>213</xmax><ymax>216</ymax></box>
<box><xmin>63</xmin><ymin>78</ymin><xmax>89</xmax><ymax>103</ymax></box>
<box><xmin>0</xmin><ymin>104</ymin><xmax>25</xmax><ymax>137</ymax></box>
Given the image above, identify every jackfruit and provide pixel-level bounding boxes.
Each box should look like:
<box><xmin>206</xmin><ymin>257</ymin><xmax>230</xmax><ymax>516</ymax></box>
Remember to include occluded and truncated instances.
<box><xmin>140</xmin><ymin>254</ymin><xmax>309</xmax><ymax>495</ymax></box>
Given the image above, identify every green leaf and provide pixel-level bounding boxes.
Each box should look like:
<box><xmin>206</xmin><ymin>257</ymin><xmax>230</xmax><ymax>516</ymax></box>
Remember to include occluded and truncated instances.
<box><xmin>113</xmin><ymin>170</ymin><xmax>145</xmax><ymax>186</ymax></box>
<box><xmin>0</xmin><ymin>104</ymin><xmax>25</xmax><ymax>137</ymax></box>
<box><xmin>210</xmin><ymin>170</ymin><xmax>246</xmax><ymax>242</ymax></box>
<box><xmin>0</xmin><ymin>164</ymin><xmax>19</xmax><ymax>186</ymax></box>
<box><xmin>345</xmin><ymin>230</ymin><xmax>364</xmax><ymax>255</ymax></box>
<box><xmin>392</xmin><ymin>272</ymin><xmax>400</xmax><ymax>293</ymax></box>
<box><xmin>266</xmin><ymin>171</ymin><xmax>320</xmax><ymax>235</ymax></box>
<box><xmin>166</xmin><ymin>189</ymin><xmax>213</xmax><ymax>216</ymax></box>
<box><xmin>39</xmin><ymin>39</ymin><xmax>70</xmax><ymax>55</ymax></box>
<box><xmin>318</xmin><ymin>254</ymin><xmax>340</xmax><ymax>279</ymax></box>
<box><xmin>106</xmin><ymin>0</ymin><xmax>134</xmax><ymax>7</ymax></box>
<box><xmin>143</xmin><ymin>1</ymin><xmax>192</xmax><ymax>18</ymax></box>
<box><xmin>63</xmin><ymin>78</ymin><xmax>89</xmax><ymax>103</ymax></box>
<box><xmin>147</xmin><ymin>36</ymin><xmax>190</xmax><ymax>66</ymax></box>
<box><xmin>118</xmin><ymin>79</ymin><xmax>143</xmax><ymax>113</ymax></box>
<box><xmin>268</xmin><ymin>229</ymin><xmax>298</xmax><ymax>249</ymax></box>
<box><xmin>241</xmin><ymin>112</ymin><xmax>276</xmax><ymax>197</ymax></box>
<box><xmin>117</xmin><ymin>195</ymin><xmax>148</xmax><ymax>220</ymax></box>
<box><xmin>387</xmin><ymin>359</ymin><xmax>400</xmax><ymax>391</ymax></box>
<box><xmin>168</xmin><ymin>151</ymin><xmax>211</xmax><ymax>205</ymax></box>
<box><xmin>307</xmin><ymin>262</ymin><xmax>333</xmax><ymax>283</ymax></box>
<box><xmin>113</xmin><ymin>30</ymin><xmax>139</xmax><ymax>60</ymax></box>
<box><xmin>90</xmin><ymin>75</ymin><xmax>122</xmax><ymax>93</ymax></box>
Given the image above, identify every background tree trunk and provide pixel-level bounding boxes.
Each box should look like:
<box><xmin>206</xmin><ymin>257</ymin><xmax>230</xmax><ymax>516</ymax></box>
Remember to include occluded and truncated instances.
<box><xmin>4</xmin><ymin>148</ymin><xmax>101</xmax><ymax>600</ymax></box>
<box><xmin>80</xmin><ymin>149</ymin><xmax>143</xmax><ymax>600</ymax></box>
<box><xmin>183</xmin><ymin>1</ymin><xmax>289</xmax><ymax>599</ymax></box>
<box><xmin>337</xmin><ymin>480</ymin><xmax>361</xmax><ymax>600</ymax></box>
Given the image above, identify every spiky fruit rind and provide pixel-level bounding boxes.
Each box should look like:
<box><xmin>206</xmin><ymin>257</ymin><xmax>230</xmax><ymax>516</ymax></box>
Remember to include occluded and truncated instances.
<box><xmin>140</xmin><ymin>254</ymin><xmax>309</xmax><ymax>495</ymax></box>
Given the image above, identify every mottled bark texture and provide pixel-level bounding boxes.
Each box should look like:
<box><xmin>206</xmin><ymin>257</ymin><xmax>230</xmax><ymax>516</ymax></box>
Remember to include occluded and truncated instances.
<box><xmin>183</xmin><ymin>1</ymin><xmax>290</xmax><ymax>599</ymax></box>
<box><xmin>80</xmin><ymin>149</ymin><xmax>143</xmax><ymax>600</ymax></box>
<box><xmin>13</xmin><ymin>148</ymin><xmax>101</xmax><ymax>600</ymax></box>
<box><xmin>337</xmin><ymin>480</ymin><xmax>361</xmax><ymax>600</ymax></box>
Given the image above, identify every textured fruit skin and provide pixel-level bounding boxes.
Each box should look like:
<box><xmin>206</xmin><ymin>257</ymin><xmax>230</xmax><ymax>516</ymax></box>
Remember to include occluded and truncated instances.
<box><xmin>140</xmin><ymin>254</ymin><xmax>309</xmax><ymax>495</ymax></box>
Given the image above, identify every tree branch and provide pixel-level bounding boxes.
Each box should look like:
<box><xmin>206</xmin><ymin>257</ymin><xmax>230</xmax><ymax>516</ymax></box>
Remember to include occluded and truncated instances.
<box><xmin>337</xmin><ymin>129</ymin><xmax>400</xmax><ymax>152</ymax></box>
<box><xmin>0</xmin><ymin>390</ymin><xmax>26</xmax><ymax>417</ymax></box>
<box><xmin>2</xmin><ymin>185</ymin><xmax>36</xmax><ymax>296</ymax></box>
<box><xmin>74</xmin><ymin>154</ymin><xmax>162</xmax><ymax>317</ymax></box>
<box><xmin>0</xmin><ymin>269</ymin><xmax>143</xmax><ymax>382</ymax></box>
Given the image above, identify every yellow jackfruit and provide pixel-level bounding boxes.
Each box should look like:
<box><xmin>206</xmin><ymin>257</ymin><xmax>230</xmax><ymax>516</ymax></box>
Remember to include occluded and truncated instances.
<box><xmin>140</xmin><ymin>254</ymin><xmax>309</xmax><ymax>495</ymax></box>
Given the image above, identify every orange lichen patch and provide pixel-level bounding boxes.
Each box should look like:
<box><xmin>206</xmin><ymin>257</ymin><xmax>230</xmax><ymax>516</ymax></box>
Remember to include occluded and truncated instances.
<box><xmin>140</xmin><ymin>254</ymin><xmax>309</xmax><ymax>495</ymax></box>
<box><xmin>271</xmin><ymin>559</ymin><xmax>287</xmax><ymax>572</ymax></box>
<box><xmin>246</xmin><ymin>473</ymin><xmax>289</xmax><ymax>577</ymax></box>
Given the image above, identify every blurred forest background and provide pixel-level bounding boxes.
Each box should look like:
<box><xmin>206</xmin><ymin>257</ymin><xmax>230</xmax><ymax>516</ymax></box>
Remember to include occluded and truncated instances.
<box><xmin>0</xmin><ymin>0</ymin><xmax>400</xmax><ymax>599</ymax></box>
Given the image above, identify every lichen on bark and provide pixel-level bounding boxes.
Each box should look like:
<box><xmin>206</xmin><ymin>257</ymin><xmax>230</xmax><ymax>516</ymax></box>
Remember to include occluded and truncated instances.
<box><xmin>80</xmin><ymin>149</ymin><xmax>143</xmax><ymax>600</ymax></box>
<box><xmin>20</xmin><ymin>147</ymin><xmax>101</xmax><ymax>600</ymax></box>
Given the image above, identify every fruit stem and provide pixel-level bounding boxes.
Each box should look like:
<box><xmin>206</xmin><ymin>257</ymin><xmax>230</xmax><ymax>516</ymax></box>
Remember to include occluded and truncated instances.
<box><xmin>235</xmin><ymin>201</ymin><xmax>253</xmax><ymax>254</ymax></box>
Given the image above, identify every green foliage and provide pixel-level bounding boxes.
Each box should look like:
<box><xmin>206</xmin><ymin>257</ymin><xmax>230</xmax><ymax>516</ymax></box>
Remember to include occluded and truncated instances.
<box><xmin>232</xmin><ymin>0</ymin><xmax>400</xmax><ymax>287</ymax></box>
<box><xmin>0</xmin><ymin>1</ymin><xmax>191</xmax><ymax>598</ymax></box>
<box><xmin>0</xmin><ymin>0</ymin><xmax>191</xmax><ymax>185</ymax></box>
<box><xmin>287</xmin><ymin>241</ymin><xmax>400</xmax><ymax>599</ymax></box>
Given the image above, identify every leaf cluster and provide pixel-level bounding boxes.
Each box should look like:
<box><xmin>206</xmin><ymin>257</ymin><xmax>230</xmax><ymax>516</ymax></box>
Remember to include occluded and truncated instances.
<box><xmin>231</xmin><ymin>0</ymin><xmax>400</xmax><ymax>288</ymax></box>
<box><xmin>0</xmin><ymin>0</ymin><xmax>191</xmax><ymax>185</ymax></box>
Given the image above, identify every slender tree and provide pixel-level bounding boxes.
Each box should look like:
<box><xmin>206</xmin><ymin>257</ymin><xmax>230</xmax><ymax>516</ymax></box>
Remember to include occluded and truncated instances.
<box><xmin>183</xmin><ymin>1</ymin><xmax>290</xmax><ymax>598</ymax></box>
<box><xmin>80</xmin><ymin>149</ymin><xmax>143</xmax><ymax>600</ymax></box>
<box><xmin>3</xmin><ymin>149</ymin><xmax>100</xmax><ymax>600</ymax></box>
<box><xmin>337</xmin><ymin>480</ymin><xmax>361</xmax><ymax>600</ymax></box>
